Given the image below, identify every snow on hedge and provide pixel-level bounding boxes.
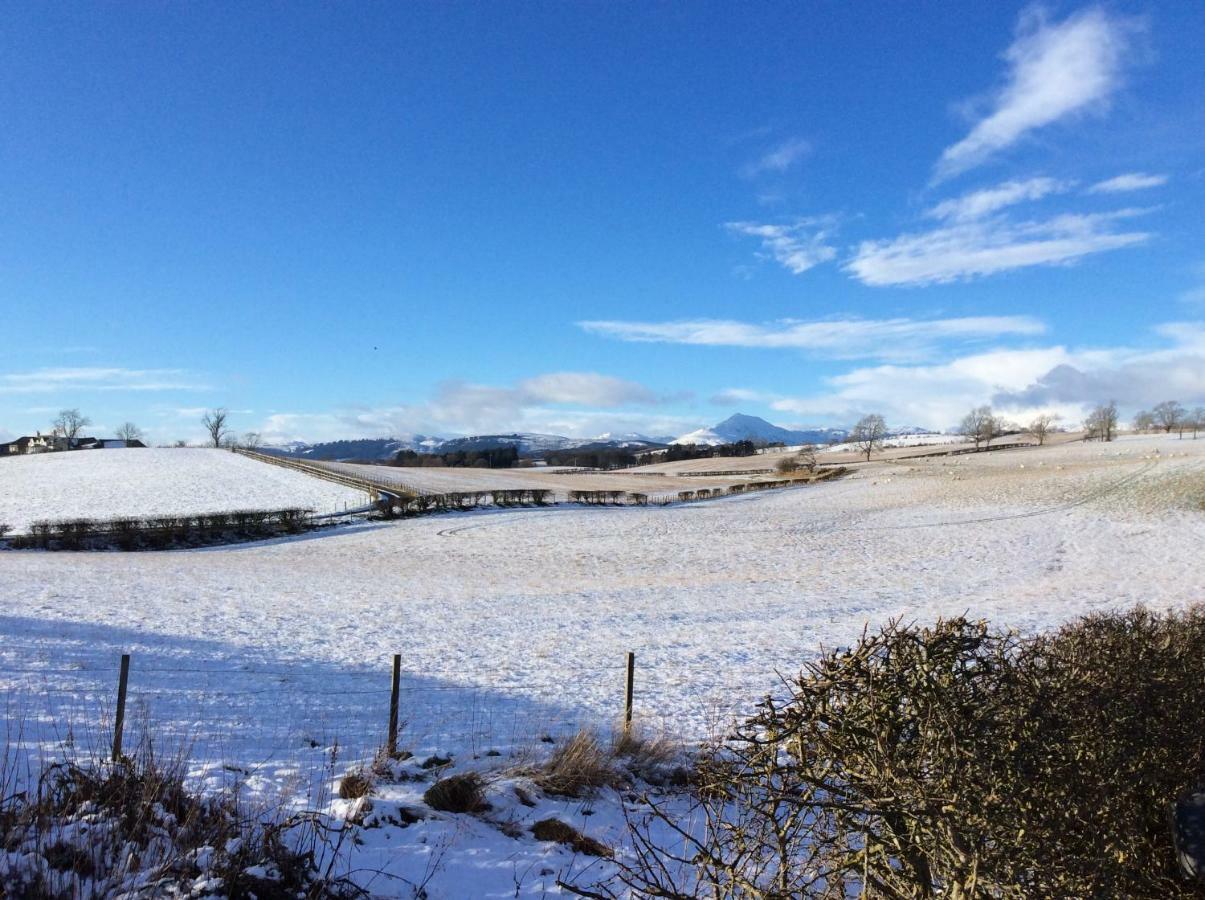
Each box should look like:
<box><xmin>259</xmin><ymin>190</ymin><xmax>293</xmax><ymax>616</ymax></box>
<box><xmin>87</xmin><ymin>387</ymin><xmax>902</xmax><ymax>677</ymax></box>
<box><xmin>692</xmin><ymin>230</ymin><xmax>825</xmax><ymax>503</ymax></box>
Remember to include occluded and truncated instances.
<box><xmin>0</xmin><ymin>447</ymin><xmax>369</xmax><ymax>532</ymax></box>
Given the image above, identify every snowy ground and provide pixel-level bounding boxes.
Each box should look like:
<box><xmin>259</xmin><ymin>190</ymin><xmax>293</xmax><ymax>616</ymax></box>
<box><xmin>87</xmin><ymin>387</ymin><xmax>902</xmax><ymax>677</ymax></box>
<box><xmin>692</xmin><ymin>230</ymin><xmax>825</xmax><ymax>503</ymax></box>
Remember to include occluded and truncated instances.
<box><xmin>0</xmin><ymin>448</ymin><xmax>370</xmax><ymax>533</ymax></box>
<box><xmin>318</xmin><ymin>459</ymin><xmax>749</xmax><ymax>500</ymax></box>
<box><xmin>0</xmin><ymin>433</ymin><xmax>1202</xmax><ymax>895</ymax></box>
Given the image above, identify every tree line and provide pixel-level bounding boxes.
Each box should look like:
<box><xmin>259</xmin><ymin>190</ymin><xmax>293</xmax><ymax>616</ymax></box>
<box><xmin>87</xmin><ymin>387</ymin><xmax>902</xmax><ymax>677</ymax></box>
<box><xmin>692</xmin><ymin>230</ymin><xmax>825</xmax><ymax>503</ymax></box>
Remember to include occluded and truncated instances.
<box><xmin>391</xmin><ymin>446</ymin><xmax>520</xmax><ymax>469</ymax></box>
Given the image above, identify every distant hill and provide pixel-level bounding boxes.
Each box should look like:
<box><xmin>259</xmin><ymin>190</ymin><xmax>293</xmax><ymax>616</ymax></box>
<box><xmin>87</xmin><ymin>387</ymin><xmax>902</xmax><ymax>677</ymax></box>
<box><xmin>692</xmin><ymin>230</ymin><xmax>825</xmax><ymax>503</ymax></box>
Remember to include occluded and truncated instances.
<box><xmin>673</xmin><ymin>414</ymin><xmax>849</xmax><ymax>447</ymax></box>
<box><xmin>264</xmin><ymin>436</ymin><xmax>438</xmax><ymax>461</ymax></box>
<box><xmin>266</xmin><ymin>415</ymin><xmax>930</xmax><ymax>459</ymax></box>
<box><xmin>269</xmin><ymin>432</ymin><xmax>669</xmax><ymax>461</ymax></box>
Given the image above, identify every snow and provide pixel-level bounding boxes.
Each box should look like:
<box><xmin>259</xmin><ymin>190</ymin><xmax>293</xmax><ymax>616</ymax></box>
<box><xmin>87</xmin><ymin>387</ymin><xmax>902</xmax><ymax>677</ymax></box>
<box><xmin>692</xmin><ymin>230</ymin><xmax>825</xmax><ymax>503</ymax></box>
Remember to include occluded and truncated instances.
<box><xmin>317</xmin><ymin>460</ymin><xmax>749</xmax><ymax>499</ymax></box>
<box><xmin>0</xmin><ymin>448</ymin><xmax>370</xmax><ymax>532</ymax></box>
<box><xmin>670</xmin><ymin>427</ymin><xmax>725</xmax><ymax>446</ymax></box>
<box><xmin>818</xmin><ymin>432</ymin><xmax>967</xmax><ymax>453</ymax></box>
<box><xmin>1</xmin><ymin>433</ymin><xmax>1203</xmax><ymax>895</ymax></box>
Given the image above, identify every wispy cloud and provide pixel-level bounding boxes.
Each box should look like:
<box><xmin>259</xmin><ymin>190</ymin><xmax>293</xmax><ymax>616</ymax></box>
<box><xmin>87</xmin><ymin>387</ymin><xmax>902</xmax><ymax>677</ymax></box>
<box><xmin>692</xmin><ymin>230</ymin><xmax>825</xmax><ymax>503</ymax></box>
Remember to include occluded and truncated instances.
<box><xmin>846</xmin><ymin>208</ymin><xmax>1151</xmax><ymax>287</ymax></box>
<box><xmin>1088</xmin><ymin>171</ymin><xmax>1168</xmax><ymax>193</ymax></box>
<box><xmin>926</xmin><ymin>176</ymin><xmax>1071</xmax><ymax>222</ymax></box>
<box><xmin>935</xmin><ymin>7</ymin><xmax>1139</xmax><ymax>181</ymax></box>
<box><xmin>580</xmin><ymin>315</ymin><xmax>1045</xmax><ymax>361</ymax></box>
<box><xmin>0</xmin><ymin>367</ymin><xmax>206</xmax><ymax>394</ymax></box>
<box><xmin>724</xmin><ymin>218</ymin><xmax>837</xmax><ymax>274</ymax></box>
<box><xmin>740</xmin><ymin>137</ymin><xmax>812</xmax><ymax>178</ymax></box>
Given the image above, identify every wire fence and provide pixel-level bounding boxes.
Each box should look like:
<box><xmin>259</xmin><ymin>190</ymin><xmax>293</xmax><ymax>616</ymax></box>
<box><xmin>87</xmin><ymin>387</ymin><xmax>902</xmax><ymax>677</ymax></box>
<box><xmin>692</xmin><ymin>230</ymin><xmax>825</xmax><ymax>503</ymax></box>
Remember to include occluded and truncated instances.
<box><xmin>0</xmin><ymin>645</ymin><xmax>762</xmax><ymax>791</ymax></box>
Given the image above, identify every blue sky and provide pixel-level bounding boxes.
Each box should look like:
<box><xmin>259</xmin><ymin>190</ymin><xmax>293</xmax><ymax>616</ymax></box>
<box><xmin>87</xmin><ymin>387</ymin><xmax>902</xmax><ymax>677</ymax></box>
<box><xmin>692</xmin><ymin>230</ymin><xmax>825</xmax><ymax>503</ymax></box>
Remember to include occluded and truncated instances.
<box><xmin>2</xmin><ymin>2</ymin><xmax>1203</xmax><ymax>444</ymax></box>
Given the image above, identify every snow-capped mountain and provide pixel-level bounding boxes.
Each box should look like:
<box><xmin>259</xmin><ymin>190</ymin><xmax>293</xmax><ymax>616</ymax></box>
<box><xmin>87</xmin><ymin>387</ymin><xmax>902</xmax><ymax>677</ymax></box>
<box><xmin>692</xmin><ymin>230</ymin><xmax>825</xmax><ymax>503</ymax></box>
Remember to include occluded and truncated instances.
<box><xmin>269</xmin><ymin>431</ymin><xmax>670</xmax><ymax>460</ymax></box>
<box><xmin>673</xmin><ymin>414</ymin><xmax>849</xmax><ymax>446</ymax></box>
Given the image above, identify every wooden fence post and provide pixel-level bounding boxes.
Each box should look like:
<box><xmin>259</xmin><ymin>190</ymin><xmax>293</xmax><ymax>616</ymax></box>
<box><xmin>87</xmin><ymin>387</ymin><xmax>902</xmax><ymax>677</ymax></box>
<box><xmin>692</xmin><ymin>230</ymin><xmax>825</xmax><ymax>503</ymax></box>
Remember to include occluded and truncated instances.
<box><xmin>113</xmin><ymin>653</ymin><xmax>130</xmax><ymax>761</ymax></box>
<box><xmin>624</xmin><ymin>651</ymin><xmax>635</xmax><ymax>734</ymax></box>
<box><xmin>387</xmin><ymin>654</ymin><xmax>401</xmax><ymax>756</ymax></box>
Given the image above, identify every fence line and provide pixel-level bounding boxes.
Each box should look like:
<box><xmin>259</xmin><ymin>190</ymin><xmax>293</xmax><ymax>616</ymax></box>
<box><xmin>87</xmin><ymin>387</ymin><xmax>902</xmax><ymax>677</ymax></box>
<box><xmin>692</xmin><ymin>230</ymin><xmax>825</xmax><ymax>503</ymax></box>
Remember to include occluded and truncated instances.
<box><xmin>0</xmin><ymin>651</ymin><xmax>659</xmax><ymax>762</ymax></box>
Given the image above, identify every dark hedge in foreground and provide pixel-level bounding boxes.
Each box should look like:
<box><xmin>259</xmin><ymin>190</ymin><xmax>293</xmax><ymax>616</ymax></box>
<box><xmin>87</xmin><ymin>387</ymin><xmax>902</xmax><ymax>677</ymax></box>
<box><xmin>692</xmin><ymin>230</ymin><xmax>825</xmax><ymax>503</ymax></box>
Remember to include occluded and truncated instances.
<box><xmin>610</xmin><ymin>606</ymin><xmax>1205</xmax><ymax>899</ymax></box>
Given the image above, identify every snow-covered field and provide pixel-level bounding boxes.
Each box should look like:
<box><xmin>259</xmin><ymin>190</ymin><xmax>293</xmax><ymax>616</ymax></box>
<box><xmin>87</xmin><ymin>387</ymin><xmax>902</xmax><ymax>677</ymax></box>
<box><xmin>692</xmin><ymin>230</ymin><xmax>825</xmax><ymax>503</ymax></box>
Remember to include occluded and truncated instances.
<box><xmin>318</xmin><ymin>459</ymin><xmax>748</xmax><ymax>499</ymax></box>
<box><xmin>0</xmin><ymin>448</ymin><xmax>370</xmax><ymax>533</ymax></box>
<box><xmin>1</xmin><ymin>433</ymin><xmax>1203</xmax><ymax>895</ymax></box>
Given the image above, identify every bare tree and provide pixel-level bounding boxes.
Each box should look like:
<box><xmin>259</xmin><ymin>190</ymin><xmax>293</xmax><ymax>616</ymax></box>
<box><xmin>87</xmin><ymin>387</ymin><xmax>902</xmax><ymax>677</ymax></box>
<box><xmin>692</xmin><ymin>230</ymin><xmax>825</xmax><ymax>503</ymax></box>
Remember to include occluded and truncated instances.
<box><xmin>959</xmin><ymin>405</ymin><xmax>995</xmax><ymax>451</ymax></box>
<box><xmin>53</xmin><ymin>408</ymin><xmax>91</xmax><ymax>442</ymax></box>
<box><xmin>1084</xmin><ymin>400</ymin><xmax>1119</xmax><ymax>442</ymax></box>
<box><xmin>201</xmin><ymin>408</ymin><xmax>229</xmax><ymax>448</ymax></box>
<box><xmin>1152</xmin><ymin>400</ymin><xmax>1184</xmax><ymax>434</ymax></box>
<box><xmin>116</xmin><ymin>422</ymin><xmax>143</xmax><ymax>443</ymax></box>
<box><xmin>1026</xmin><ymin>413</ymin><xmax>1058</xmax><ymax>446</ymax></box>
<box><xmin>1190</xmin><ymin>407</ymin><xmax>1205</xmax><ymax>440</ymax></box>
<box><xmin>1132</xmin><ymin>410</ymin><xmax>1154</xmax><ymax>433</ymax></box>
<box><xmin>850</xmin><ymin>414</ymin><xmax>887</xmax><ymax>462</ymax></box>
<box><xmin>241</xmin><ymin>431</ymin><xmax>263</xmax><ymax>450</ymax></box>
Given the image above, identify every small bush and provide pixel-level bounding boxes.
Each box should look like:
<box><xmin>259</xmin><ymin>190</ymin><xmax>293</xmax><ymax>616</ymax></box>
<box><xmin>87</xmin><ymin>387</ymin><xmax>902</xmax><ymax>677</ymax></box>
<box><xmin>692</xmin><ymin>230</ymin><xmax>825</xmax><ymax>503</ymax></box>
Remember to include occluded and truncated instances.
<box><xmin>531</xmin><ymin>818</ymin><xmax>613</xmax><ymax>857</ymax></box>
<box><xmin>423</xmin><ymin>773</ymin><xmax>489</xmax><ymax>814</ymax></box>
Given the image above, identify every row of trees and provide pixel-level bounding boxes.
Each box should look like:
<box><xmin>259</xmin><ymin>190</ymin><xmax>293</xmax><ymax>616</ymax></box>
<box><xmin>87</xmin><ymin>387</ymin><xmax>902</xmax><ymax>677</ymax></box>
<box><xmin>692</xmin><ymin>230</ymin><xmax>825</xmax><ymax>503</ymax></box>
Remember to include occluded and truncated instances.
<box><xmin>391</xmin><ymin>446</ymin><xmax>519</xmax><ymax>469</ymax></box>
<box><xmin>1132</xmin><ymin>400</ymin><xmax>1204</xmax><ymax>438</ymax></box>
<box><xmin>661</xmin><ymin>440</ymin><xmax>760</xmax><ymax>462</ymax></box>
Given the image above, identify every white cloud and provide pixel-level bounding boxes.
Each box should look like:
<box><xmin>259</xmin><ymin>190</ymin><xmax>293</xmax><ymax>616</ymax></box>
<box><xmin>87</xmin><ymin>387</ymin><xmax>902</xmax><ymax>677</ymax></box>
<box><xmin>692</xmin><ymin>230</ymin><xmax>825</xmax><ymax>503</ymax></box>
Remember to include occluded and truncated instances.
<box><xmin>740</xmin><ymin>137</ymin><xmax>812</xmax><ymax>178</ymax></box>
<box><xmin>517</xmin><ymin>372</ymin><xmax>657</xmax><ymax>407</ymax></box>
<box><xmin>724</xmin><ymin>218</ymin><xmax>837</xmax><ymax>274</ymax></box>
<box><xmin>846</xmin><ymin>209</ymin><xmax>1150</xmax><ymax>287</ymax></box>
<box><xmin>579</xmin><ymin>315</ymin><xmax>1046</xmax><ymax>361</ymax></box>
<box><xmin>248</xmin><ymin>372</ymin><xmax>679</xmax><ymax>445</ymax></box>
<box><xmin>0</xmin><ymin>367</ymin><xmax>206</xmax><ymax>394</ymax></box>
<box><xmin>1087</xmin><ymin>172</ymin><xmax>1168</xmax><ymax>193</ymax></box>
<box><xmin>926</xmin><ymin>176</ymin><xmax>1070</xmax><ymax>222</ymax></box>
<box><xmin>710</xmin><ymin>388</ymin><xmax>768</xmax><ymax>406</ymax></box>
<box><xmin>764</xmin><ymin>322</ymin><xmax>1205</xmax><ymax>430</ymax></box>
<box><xmin>935</xmin><ymin>7</ymin><xmax>1138</xmax><ymax>181</ymax></box>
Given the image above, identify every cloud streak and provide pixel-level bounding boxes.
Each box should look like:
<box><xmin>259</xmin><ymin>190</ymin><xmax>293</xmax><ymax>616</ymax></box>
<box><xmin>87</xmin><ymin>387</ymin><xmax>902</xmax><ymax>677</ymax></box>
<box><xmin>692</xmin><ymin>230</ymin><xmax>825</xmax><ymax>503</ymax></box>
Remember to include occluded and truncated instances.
<box><xmin>935</xmin><ymin>7</ymin><xmax>1138</xmax><ymax>181</ymax></box>
<box><xmin>0</xmin><ymin>367</ymin><xmax>206</xmax><ymax>394</ymax></box>
<box><xmin>846</xmin><ymin>208</ymin><xmax>1151</xmax><ymax>287</ymax></box>
<box><xmin>926</xmin><ymin>176</ymin><xmax>1070</xmax><ymax>222</ymax></box>
<box><xmin>579</xmin><ymin>315</ymin><xmax>1046</xmax><ymax>361</ymax></box>
<box><xmin>1088</xmin><ymin>172</ymin><xmax>1168</xmax><ymax>193</ymax></box>
<box><xmin>724</xmin><ymin>218</ymin><xmax>837</xmax><ymax>274</ymax></box>
<box><xmin>740</xmin><ymin>137</ymin><xmax>812</xmax><ymax>178</ymax></box>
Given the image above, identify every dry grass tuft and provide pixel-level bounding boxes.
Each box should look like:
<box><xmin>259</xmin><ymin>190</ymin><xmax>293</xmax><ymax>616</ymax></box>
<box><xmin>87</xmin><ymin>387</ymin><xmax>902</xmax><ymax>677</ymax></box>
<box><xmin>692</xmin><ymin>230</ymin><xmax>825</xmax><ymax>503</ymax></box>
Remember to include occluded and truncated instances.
<box><xmin>531</xmin><ymin>817</ymin><xmax>613</xmax><ymax>857</ymax></box>
<box><xmin>423</xmin><ymin>773</ymin><xmax>489</xmax><ymax>814</ymax></box>
<box><xmin>337</xmin><ymin>771</ymin><xmax>373</xmax><ymax>800</ymax></box>
<box><xmin>536</xmin><ymin>729</ymin><xmax>618</xmax><ymax>797</ymax></box>
<box><xmin>611</xmin><ymin>729</ymin><xmax>686</xmax><ymax>785</ymax></box>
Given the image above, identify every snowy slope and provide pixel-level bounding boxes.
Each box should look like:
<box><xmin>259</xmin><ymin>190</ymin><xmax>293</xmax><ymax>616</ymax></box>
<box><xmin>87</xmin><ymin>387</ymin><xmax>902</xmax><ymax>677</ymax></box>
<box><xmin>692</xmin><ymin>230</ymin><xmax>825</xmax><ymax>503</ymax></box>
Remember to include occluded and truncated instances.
<box><xmin>0</xmin><ymin>434</ymin><xmax>1202</xmax><ymax>895</ymax></box>
<box><xmin>0</xmin><ymin>448</ymin><xmax>369</xmax><ymax>532</ymax></box>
